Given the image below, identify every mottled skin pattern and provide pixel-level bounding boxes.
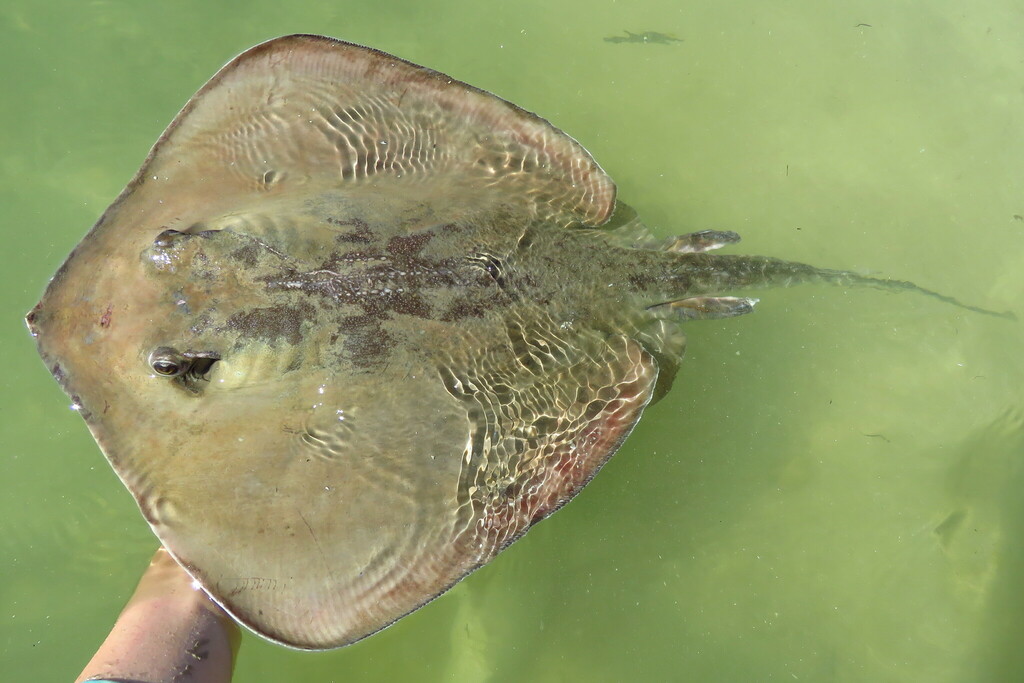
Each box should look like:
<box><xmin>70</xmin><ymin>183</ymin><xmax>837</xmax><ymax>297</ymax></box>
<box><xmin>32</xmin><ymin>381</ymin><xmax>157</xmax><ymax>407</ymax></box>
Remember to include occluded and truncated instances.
<box><xmin>138</xmin><ymin>192</ymin><xmax>684</xmax><ymax>576</ymax></box>
<box><xmin>25</xmin><ymin>35</ymin><xmax>1002</xmax><ymax>650</ymax></box>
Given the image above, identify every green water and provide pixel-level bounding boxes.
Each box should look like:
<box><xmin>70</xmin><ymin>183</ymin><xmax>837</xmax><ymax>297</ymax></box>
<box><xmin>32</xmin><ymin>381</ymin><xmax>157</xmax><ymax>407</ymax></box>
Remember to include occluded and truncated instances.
<box><xmin>3</xmin><ymin>1</ymin><xmax>1023</xmax><ymax>680</ymax></box>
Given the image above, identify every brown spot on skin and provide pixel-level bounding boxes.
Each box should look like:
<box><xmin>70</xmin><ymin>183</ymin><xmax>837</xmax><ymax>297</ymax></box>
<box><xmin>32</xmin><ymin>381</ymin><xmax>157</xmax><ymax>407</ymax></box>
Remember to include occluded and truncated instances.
<box><xmin>338</xmin><ymin>314</ymin><xmax>379</xmax><ymax>332</ymax></box>
<box><xmin>386</xmin><ymin>232</ymin><xmax>432</xmax><ymax>257</ymax></box>
<box><xmin>230</xmin><ymin>244</ymin><xmax>262</xmax><ymax>267</ymax></box>
<box><xmin>628</xmin><ymin>273</ymin><xmax>655</xmax><ymax>291</ymax></box>
<box><xmin>327</xmin><ymin>217</ymin><xmax>373</xmax><ymax>244</ymax></box>
<box><xmin>387</xmin><ymin>292</ymin><xmax>431</xmax><ymax>318</ymax></box>
<box><xmin>228</xmin><ymin>301</ymin><xmax>315</xmax><ymax>345</ymax></box>
<box><xmin>440</xmin><ymin>300</ymin><xmax>488</xmax><ymax>321</ymax></box>
<box><xmin>336</xmin><ymin>231</ymin><xmax>372</xmax><ymax>244</ymax></box>
<box><xmin>99</xmin><ymin>304</ymin><xmax>113</xmax><ymax>328</ymax></box>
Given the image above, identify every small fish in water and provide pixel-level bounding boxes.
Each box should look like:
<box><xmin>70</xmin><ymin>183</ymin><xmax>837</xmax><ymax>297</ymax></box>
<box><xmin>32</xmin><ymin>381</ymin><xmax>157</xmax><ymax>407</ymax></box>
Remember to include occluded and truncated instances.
<box><xmin>25</xmin><ymin>34</ymin><xmax>1008</xmax><ymax>651</ymax></box>
<box><xmin>604</xmin><ymin>30</ymin><xmax>684</xmax><ymax>44</ymax></box>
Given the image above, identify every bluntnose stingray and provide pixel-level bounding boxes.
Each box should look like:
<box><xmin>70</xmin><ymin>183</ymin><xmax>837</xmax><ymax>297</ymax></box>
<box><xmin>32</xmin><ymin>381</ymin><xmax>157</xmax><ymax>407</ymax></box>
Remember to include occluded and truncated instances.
<box><xmin>25</xmin><ymin>34</ymin><xmax>1007</xmax><ymax>650</ymax></box>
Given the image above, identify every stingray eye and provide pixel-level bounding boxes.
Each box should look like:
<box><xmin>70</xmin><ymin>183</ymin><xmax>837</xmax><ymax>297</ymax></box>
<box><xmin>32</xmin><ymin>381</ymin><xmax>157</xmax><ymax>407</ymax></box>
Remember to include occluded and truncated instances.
<box><xmin>153</xmin><ymin>229</ymin><xmax>184</xmax><ymax>248</ymax></box>
<box><xmin>149</xmin><ymin>347</ymin><xmax>187</xmax><ymax>377</ymax></box>
<box><xmin>485</xmin><ymin>258</ymin><xmax>500</xmax><ymax>278</ymax></box>
<box><xmin>468</xmin><ymin>252</ymin><xmax>507</xmax><ymax>288</ymax></box>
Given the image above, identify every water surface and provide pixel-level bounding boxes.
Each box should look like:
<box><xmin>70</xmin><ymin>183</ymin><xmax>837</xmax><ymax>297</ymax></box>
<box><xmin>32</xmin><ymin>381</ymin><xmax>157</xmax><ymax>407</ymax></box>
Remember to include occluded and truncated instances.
<box><xmin>2</xmin><ymin>0</ymin><xmax>1022</xmax><ymax>680</ymax></box>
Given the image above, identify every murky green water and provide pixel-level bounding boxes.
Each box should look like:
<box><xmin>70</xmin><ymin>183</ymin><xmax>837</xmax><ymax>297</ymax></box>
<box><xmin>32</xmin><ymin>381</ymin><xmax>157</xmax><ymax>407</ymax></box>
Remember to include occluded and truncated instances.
<box><xmin>3</xmin><ymin>1</ymin><xmax>1023</xmax><ymax>680</ymax></box>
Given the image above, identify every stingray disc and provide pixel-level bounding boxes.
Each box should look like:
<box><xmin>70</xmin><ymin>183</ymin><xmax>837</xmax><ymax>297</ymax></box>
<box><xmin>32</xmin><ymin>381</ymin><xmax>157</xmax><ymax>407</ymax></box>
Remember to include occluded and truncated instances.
<box><xmin>26</xmin><ymin>35</ymin><xmax>660</xmax><ymax>649</ymax></box>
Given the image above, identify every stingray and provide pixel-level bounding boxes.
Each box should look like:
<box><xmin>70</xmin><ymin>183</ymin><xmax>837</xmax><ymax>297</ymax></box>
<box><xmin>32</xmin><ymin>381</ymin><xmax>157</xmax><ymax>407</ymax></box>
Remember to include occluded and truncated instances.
<box><xmin>25</xmin><ymin>34</ymin><xmax>1007</xmax><ymax>650</ymax></box>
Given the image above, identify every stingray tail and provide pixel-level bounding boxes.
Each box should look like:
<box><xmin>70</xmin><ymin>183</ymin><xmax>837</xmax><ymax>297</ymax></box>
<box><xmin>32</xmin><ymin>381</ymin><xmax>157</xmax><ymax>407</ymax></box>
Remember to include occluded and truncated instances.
<box><xmin>652</xmin><ymin>252</ymin><xmax>1015</xmax><ymax>321</ymax></box>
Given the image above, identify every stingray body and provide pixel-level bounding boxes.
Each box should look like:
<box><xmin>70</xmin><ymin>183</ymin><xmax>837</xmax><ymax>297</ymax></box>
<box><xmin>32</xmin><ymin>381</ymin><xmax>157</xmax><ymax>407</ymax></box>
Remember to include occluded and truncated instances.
<box><xmin>25</xmin><ymin>35</ymin><xmax>994</xmax><ymax>649</ymax></box>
